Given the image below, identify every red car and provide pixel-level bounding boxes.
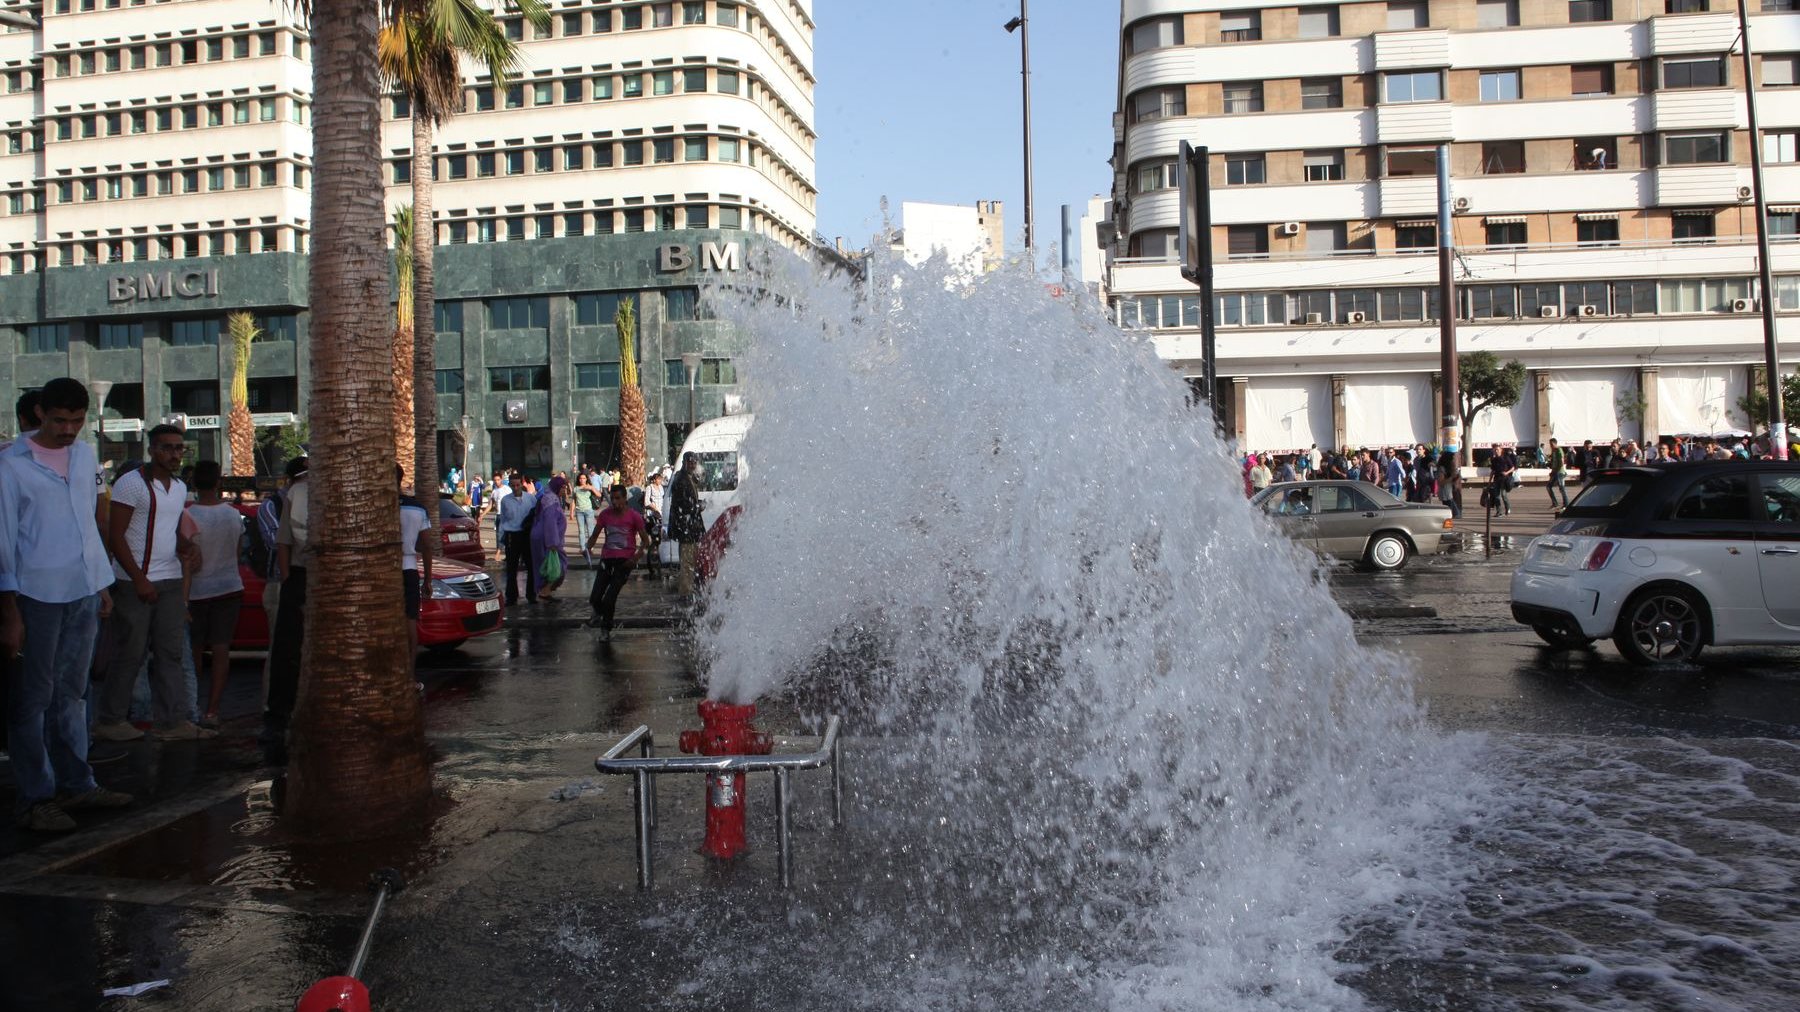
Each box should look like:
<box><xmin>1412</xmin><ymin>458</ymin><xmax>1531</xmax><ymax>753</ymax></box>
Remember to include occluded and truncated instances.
<box><xmin>229</xmin><ymin>501</ymin><xmax>504</xmax><ymax>651</ymax></box>
<box><xmin>437</xmin><ymin>496</ymin><xmax>489</xmax><ymax>565</ymax></box>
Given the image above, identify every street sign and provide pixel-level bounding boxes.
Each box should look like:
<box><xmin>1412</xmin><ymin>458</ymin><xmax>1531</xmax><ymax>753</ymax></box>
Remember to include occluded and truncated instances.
<box><xmin>1176</xmin><ymin>141</ymin><xmax>1208</xmax><ymax>286</ymax></box>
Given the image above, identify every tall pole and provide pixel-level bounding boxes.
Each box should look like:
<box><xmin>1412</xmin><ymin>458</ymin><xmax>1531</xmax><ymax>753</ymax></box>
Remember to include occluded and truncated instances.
<box><xmin>1436</xmin><ymin>145</ymin><xmax>1461</xmax><ymax>464</ymax></box>
<box><xmin>1178</xmin><ymin>141</ymin><xmax>1218</xmax><ymax>432</ymax></box>
<box><xmin>1007</xmin><ymin>2</ymin><xmax>1036</xmax><ymax>253</ymax></box>
<box><xmin>1737</xmin><ymin>0</ymin><xmax>1788</xmax><ymax>458</ymax></box>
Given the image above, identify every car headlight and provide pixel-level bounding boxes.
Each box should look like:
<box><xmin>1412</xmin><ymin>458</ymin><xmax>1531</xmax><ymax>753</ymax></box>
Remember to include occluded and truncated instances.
<box><xmin>430</xmin><ymin>579</ymin><xmax>457</xmax><ymax>599</ymax></box>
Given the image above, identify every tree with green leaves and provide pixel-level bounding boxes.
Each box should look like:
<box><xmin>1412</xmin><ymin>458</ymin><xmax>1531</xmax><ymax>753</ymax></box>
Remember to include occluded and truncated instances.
<box><xmin>1457</xmin><ymin>351</ymin><xmax>1528</xmax><ymax>464</ymax></box>
<box><xmin>1737</xmin><ymin>373</ymin><xmax>1800</xmax><ymax>432</ymax></box>
<box><xmin>380</xmin><ymin>0</ymin><xmax>547</xmax><ymax>496</ymax></box>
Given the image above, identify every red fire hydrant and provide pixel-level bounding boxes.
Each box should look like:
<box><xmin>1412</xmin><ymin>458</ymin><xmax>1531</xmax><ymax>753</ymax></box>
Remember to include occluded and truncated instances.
<box><xmin>677</xmin><ymin>699</ymin><xmax>773</xmax><ymax>859</ymax></box>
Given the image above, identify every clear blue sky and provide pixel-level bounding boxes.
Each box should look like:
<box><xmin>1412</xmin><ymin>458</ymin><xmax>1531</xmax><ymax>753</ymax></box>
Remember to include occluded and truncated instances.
<box><xmin>813</xmin><ymin>0</ymin><xmax>1120</xmax><ymax>276</ymax></box>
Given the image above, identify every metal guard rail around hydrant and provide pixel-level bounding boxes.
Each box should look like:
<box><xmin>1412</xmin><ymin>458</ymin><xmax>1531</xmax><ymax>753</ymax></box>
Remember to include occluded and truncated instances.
<box><xmin>595</xmin><ymin>715</ymin><xmax>844</xmax><ymax>891</ymax></box>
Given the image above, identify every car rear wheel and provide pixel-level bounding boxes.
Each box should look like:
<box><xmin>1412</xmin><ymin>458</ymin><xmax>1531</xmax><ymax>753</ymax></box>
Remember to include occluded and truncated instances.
<box><xmin>1364</xmin><ymin>532</ymin><xmax>1411</xmax><ymax>571</ymax></box>
<box><xmin>1613</xmin><ymin>587</ymin><xmax>1707</xmax><ymax>665</ymax></box>
<box><xmin>1532</xmin><ymin>625</ymin><xmax>1593</xmax><ymax>649</ymax></box>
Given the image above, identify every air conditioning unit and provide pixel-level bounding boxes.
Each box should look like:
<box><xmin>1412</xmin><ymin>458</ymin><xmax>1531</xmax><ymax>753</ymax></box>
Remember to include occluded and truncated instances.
<box><xmin>503</xmin><ymin>398</ymin><xmax>528</xmax><ymax>423</ymax></box>
<box><xmin>1577</xmin><ymin>304</ymin><xmax>1599</xmax><ymax>317</ymax></box>
<box><xmin>1738</xmin><ymin>185</ymin><xmax>1754</xmax><ymax>201</ymax></box>
<box><xmin>1304</xmin><ymin>312</ymin><xmax>1325</xmax><ymax>325</ymax></box>
<box><xmin>1538</xmin><ymin>306</ymin><xmax>1562</xmax><ymax>319</ymax></box>
<box><xmin>1732</xmin><ymin>297</ymin><xmax>1758</xmax><ymax>312</ymax></box>
<box><xmin>1453</xmin><ymin>196</ymin><xmax>1471</xmax><ymax>212</ymax></box>
<box><xmin>1277</xmin><ymin>221</ymin><xmax>1301</xmax><ymax>236</ymax></box>
<box><xmin>161</xmin><ymin>412</ymin><xmax>188</xmax><ymax>431</ymax></box>
<box><xmin>1344</xmin><ymin>311</ymin><xmax>1368</xmax><ymax>324</ymax></box>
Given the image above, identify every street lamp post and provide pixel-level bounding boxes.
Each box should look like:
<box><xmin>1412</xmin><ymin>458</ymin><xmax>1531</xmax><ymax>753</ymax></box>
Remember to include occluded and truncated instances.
<box><xmin>88</xmin><ymin>379</ymin><xmax>113</xmax><ymax>465</ymax></box>
<box><xmin>1004</xmin><ymin>2</ymin><xmax>1035</xmax><ymax>255</ymax></box>
<box><xmin>569</xmin><ymin>410</ymin><xmax>580</xmax><ymax>472</ymax></box>
<box><xmin>460</xmin><ymin>413</ymin><xmax>472</xmax><ymax>488</ymax></box>
<box><xmin>681</xmin><ymin>352</ymin><xmax>703</xmax><ymax>451</ymax></box>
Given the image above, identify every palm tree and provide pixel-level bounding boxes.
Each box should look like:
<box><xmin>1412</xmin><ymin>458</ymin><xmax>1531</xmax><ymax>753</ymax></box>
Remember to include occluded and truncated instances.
<box><xmin>391</xmin><ymin>204</ymin><xmax>416</xmax><ymax>489</ymax></box>
<box><xmin>616</xmin><ymin>297</ymin><xmax>646</xmax><ymax>486</ymax></box>
<box><xmin>380</xmin><ymin>0</ymin><xmax>546</xmax><ymax>498</ymax></box>
<box><xmin>286</xmin><ymin>0</ymin><xmax>432</xmax><ymax>840</ymax></box>
<box><xmin>223</xmin><ymin>311</ymin><xmax>259</xmax><ymax>477</ymax></box>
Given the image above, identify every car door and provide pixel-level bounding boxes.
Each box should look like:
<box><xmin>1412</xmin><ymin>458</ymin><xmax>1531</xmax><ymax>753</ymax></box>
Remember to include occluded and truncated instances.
<box><xmin>1654</xmin><ymin>472</ymin><xmax>1763</xmax><ymax>640</ymax></box>
<box><xmin>1310</xmin><ymin>484</ymin><xmax>1378</xmax><ymax>556</ymax></box>
<box><xmin>1751</xmin><ymin>471</ymin><xmax>1800</xmax><ymax>629</ymax></box>
<box><xmin>1258</xmin><ymin>487</ymin><xmax>1318</xmax><ymax>551</ymax></box>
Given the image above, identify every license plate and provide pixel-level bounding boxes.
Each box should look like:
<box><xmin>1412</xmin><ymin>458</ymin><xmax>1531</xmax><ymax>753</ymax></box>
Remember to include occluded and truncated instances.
<box><xmin>475</xmin><ymin>599</ymin><xmax>499</xmax><ymax>614</ymax></box>
<box><xmin>449</xmin><ymin>532</ymin><xmax>472</xmax><ymax>542</ymax></box>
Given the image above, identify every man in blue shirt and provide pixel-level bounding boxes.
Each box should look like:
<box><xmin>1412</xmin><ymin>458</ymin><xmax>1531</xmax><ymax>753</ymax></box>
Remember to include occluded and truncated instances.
<box><xmin>0</xmin><ymin>379</ymin><xmax>132</xmax><ymax>832</ymax></box>
<box><xmin>497</xmin><ymin>474</ymin><xmax>538</xmax><ymax>605</ymax></box>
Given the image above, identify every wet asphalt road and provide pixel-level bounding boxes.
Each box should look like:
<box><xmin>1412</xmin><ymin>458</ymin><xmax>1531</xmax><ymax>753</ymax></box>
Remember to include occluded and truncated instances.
<box><xmin>3</xmin><ymin>548</ymin><xmax>1800</xmax><ymax>1009</ymax></box>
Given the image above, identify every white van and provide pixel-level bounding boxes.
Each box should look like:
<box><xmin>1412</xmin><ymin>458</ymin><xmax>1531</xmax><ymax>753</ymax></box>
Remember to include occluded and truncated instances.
<box><xmin>675</xmin><ymin>412</ymin><xmax>752</xmax><ymax>529</ymax></box>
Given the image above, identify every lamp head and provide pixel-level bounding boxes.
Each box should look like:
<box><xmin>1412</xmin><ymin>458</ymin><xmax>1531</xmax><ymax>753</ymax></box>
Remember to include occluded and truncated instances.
<box><xmin>1004</xmin><ymin>16</ymin><xmax>1023</xmax><ymax>32</ymax></box>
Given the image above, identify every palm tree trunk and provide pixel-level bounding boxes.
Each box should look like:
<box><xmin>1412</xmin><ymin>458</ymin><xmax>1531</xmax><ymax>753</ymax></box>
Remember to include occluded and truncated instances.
<box><xmin>393</xmin><ymin>321</ymin><xmax>415</xmax><ymax>488</ymax></box>
<box><xmin>288</xmin><ymin>0</ymin><xmax>432</xmax><ymax>840</ymax></box>
<box><xmin>412</xmin><ymin>114</ymin><xmax>439</xmax><ymax>497</ymax></box>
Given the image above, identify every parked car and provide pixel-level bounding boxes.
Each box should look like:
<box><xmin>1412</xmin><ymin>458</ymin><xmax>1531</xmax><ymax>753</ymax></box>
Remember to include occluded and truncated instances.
<box><xmin>1249</xmin><ymin>480</ymin><xmax>1456</xmax><ymax>570</ymax></box>
<box><xmin>1510</xmin><ymin>461</ymin><xmax>1800</xmax><ymax>664</ymax></box>
<box><xmin>229</xmin><ymin>501</ymin><xmax>503</xmax><ymax>651</ymax></box>
<box><xmin>437</xmin><ymin>496</ymin><xmax>488</xmax><ymax>565</ymax></box>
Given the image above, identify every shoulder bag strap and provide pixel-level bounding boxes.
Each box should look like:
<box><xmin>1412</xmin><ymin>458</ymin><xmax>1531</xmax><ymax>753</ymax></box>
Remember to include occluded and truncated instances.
<box><xmin>138</xmin><ymin>465</ymin><xmax>157</xmax><ymax>576</ymax></box>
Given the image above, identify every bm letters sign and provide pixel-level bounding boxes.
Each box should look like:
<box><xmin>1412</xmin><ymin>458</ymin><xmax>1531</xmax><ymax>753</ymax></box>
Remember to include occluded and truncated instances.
<box><xmin>657</xmin><ymin>241</ymin><xmax>743</xmax><ymax>273</ymax></box>
<box><xmin>107</xmin><ymin>269</ymin><xmax>222</xmax><ymax>304</ymax></box>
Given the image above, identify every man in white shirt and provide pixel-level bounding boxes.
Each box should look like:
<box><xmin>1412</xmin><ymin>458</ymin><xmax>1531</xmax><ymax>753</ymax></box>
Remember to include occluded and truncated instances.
<box><xmin>95</xmin><ymin>423</ymin><xmax>210</xmax><ymax>741</ymax></box>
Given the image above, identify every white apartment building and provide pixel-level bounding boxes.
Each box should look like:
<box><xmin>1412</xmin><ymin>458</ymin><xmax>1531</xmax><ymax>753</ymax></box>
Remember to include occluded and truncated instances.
<box><xmin>1107</xmin><ymin>0</ymin><xmax>1800</xmax><ymax>456</ymax></box>
<box><xmin>0</xmin><ymin>0</ymin><xmax>817</xmax><ymax>475</ymax></box>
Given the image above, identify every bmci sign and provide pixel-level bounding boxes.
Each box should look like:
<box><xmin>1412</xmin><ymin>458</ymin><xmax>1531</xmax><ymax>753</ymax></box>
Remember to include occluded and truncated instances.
<box><xmin>107</xmin><ymin>268</ymin><xmax>222</xmax><ymax>304</ymax></box>
<box><xmin>657</xmin><ymin>241</ymin><xmax>743</xmax><ymax>274</ymax></box>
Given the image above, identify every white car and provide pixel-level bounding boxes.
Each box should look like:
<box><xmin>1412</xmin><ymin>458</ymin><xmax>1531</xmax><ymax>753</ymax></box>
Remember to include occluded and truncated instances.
<box><xmin>1510</xmin><ymin>462</ymin><xmax>1800</xmax><ymax>664</ymax></box>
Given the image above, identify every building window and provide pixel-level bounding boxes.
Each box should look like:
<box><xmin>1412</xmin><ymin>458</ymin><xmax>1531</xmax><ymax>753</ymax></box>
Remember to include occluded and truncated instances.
<box><xmin>533</xmin><ymin>81</ymin><xmax>553</xmax><ymax>106</ymax></box>
<box><xmin>1481</xmin><ymin>141</ymin><xmax>1525</xmax><ymax>174</ymax></box>
<box><xmin>1128</xmin><ymin>229</ymin><xmax>1177</xmax><ymax>258</ymax></box>
<box><xmin>622</xmin><ymin>141</ymin><xmax>644</xmax><ymax>165</ymax></box>
<box><xmin>1766</xmin><ymin>131</ymin><xmax>1800</xmax><ymax>163</ymax></box>
<box><xmin>717</xmin><ymin>137</ymin><xmax>740</xmax><ymax>162</ymax></box>
<box><xmin>1479</xmin><ymin>70</ymin><xmax>1521</xmax><ymax>102</ymax></box>
<box><xmin>573</xmin><ymin>292</ymin><xmax>625</xmax><ymax>326</ymax></box>
<box><xmin>1477</xmin><ymin>0</ymin><xmax>1520</xmax><ymax>27</ymax></box>
<box><xmin>683</xmin><ymin>1</ymin><xmax>706</xmax><ymax>24</ymax></box>
<box><xmin>1225</xmin><ymin>154</ymin><xmax>1266</xmax><ymax>185</ymax></box>
<box><xmin>717</xmin><ymin>70</ymin><xmax>739</xmax><ymax>95</ymax></box>
<box><xmin>1384</xmin><ymin>70</ymin><xmax>1442</xmax><ymax>103</ymax></box>
<box><xmin>652</xmin><ymin>71</ymin><xmax>674</xmax><ymax>96</ymax></box>
<box><xmin>1303</xmin><ymin>149</ymin><xmax>1345</xmax><ymax>182</ymax></box>
<box><xmin>1569</xmin><ymin>0</ymin><xmax>1611</xmax><ymax>21</ymax></box>
<box><xmin>504</xmin><ymin>150</ymin><xmax>524</xmax><ymax>174</ymax></box>
<box><xmin>564</xmin><ymin>78</ymin><xmax>583</xmax><ymax>102</ymax></box>
<box><xmin>1216</xmin><ymin>293</ymin><xmax>1281</xmax><ymax>327</ymax></box>
<box><xmin>1662</xmin><ymin>56</ymin><xmax>1725</xmax><ymax>89</ymax></box>
<box><xmin>653</xmin><ymin>138</ymin><xmax>675</xmax><ymax>163</ymax></box>
<box><xmin>1395</xmin><ymin>223</ymin><xmax>1436</xmax><ymax>249</ymax></box>
<box><xmin>622</xmin><ymin>209</ymin><xmax>645</xmax><ymax>232</ymax></box>
<box><xmin>665</xmin><ymin>287</ymin><xmax>705</xmax><ymax>321</ymax></box>
<box><xmin>684</xmin><ymin>68</ymin><xmax>707</xmax><ymax>93</ymax></box>
<box><xmin>1129</xmin><ymin>16</ymin><xmax>1184</xmax><ymax>53</ymax></box>
<box><xmin>1575</xmin><ymin>137</ymin><xmax>1618</xmax><ymax>169</ymax></box>
<box><xmin>506</xmin><ymin>217</ymin><xmax>525</xmax><ymax>241</ymax></box>
<box><xmin>1305</xmin><ymin>223</ymin><xmax>1347</xmax><ymax>255</ymax></box>
<box><xmin>1577</xmin><ymin>218</ymin><xmax>1620</xmax><ymax>245</ymax></box>
<box><xmin>1386</xmin><ymin>1</ymin><xmax>1428</xmax><ymax>29</ymax></box>
<box><xmin>1764</xmin><ymin>55</ymin><xmax>1800</xmax><ymax>87</ymax></box>
<box><xmin>1663</xmin><ymin>131</ymin><xmax>1728</xmax><ymax>164</ymax></box>
<box><xmin>1127</xmin><ymin>86</ymin><xmax>1186</xmax><ymax>124</ymax></box>
<box><xmin>684</xmin><ymin>136</ymin><xmax>708</xmax><ymax>161</ymax></box>
<box><xmin>487</xmin><ymin>366</ymin><xmax>550</xmax><ymax>392</ymax></box>
<box><xmin>1665</xmin><ymin>0</ymin><xmax>1707</xmax><ymax>11</ymax></box>
<box><xmin>1485</xmin><ymin>221</ymin><xmax>1527</xmax><ymax>248</ymax></box>
<box><xmin>1385</xmin><ymin>145</ymin><xmax>1437</xmax><ymax>176</ymax></box>
<box><xmin>718</xmin><ymin>207</ymin><xmax>743</xmax><ymax>230</ymax></box>
<box><xmin>435</xmin><ymin>369</ymin><xmax>463</xmax><ymax>394</ymax></box>
<box><xmin>565</xmin><ymin>145</ymin><xmax>585</xmax><ymax>170</ymax></box>
<box><xmin>97</xmin><ymin>322</ymin><xmax>145</xmax><ymax>350</ymax></box>
<box><xmin>1658</xmin><ymin>277</ymin><xmax>1748</xmax><ymax>312</ymax></box>
<box><xmin>1298</xmin><ymin>6</ymin><xmax>1339</xmax><ymax>38</ymax></box>
<box><xmin>1465</xmin><ymin>285</ymin><xmax>1518</xmax><ymax>319</ymax></box>
<box><xmin>1570</xmin><ymin>63</ymin><xmax>1614</xmax><ymax>96</ymax></box>
<box><xmin>1134</xmin><ymin>158</ymin><xmax>1176</xmax><ymax>194</ymax></box>
<box><xmin>533</xmin><ymin>148</ymin><xmax>553</xmax><ymax>172</ymax></box>
<box><xmin>486</xmin><ymin>296</ymin><xmax>548</xmax><ymax>330</ymax></box>
<box><xmin>1222</xmin><ymin>81</ymin><xmax>1263</xmax><ymax>113</ymax></box>
<box><xmin>435</xmin><ymin>300</ymin><xmax>463</xmax><ymax>333</ymax></box>
<box><xmin>475</xmin><ymin>153</ymin><xmax>495</xmax><ymax>177</ymax></box>
<box><xmin>1227</xmin><ymin>225</ymin><xmax>1269</xmax><ymax>259</ymax></box>
<box><xmin>24</xmin><ymin>323</ymin><xmax>71</xmax><ymax>354</ymax></box>
<box><xmin>1219</xmin><ymin>11</ymin><xmax>1260</xmax><ymax>42</ymax></box>
<box><xmin>575</xmin><ymin>362</ymin><xmax>622</xmax><ymax>388</ymax></box>
<box><xmin>716</xmin><ymin>3</ymin><xmax>739</xmax><ymax>27</ymax></box>
<box><xmin>1771</xmin><ymin>212</ymin><xmax>1800</xmax><ymax>241</ymax></box>
<box><xmin>170</xmin><ymin>319</ymin><xmax>218</xmax><ymax>347</ymax></box>
<box><xmin>1300</xmin><ymin>77</ymin><xmax>1343</xmax><ymax>109</ymax></box>
<box><xmin>564</xmin><ymin>213</ymin><xmax>586</xmax><ymax>237</ymax></box>
<box><xmin>1671</xmin><ymin>213</ymin><xmax>1717</xmax><ymax>244</ymax></box>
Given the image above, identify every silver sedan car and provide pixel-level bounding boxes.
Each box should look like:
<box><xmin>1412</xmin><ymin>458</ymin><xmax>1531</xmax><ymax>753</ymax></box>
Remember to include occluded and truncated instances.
<box><xmin>1249</xmin><ymin>480</ymin><xmax>1456</xmax><ymax>570</ymax></box>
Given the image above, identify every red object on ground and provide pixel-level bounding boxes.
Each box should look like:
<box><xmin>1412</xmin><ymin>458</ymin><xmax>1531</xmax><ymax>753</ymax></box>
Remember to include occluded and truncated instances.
<box><xmin>696</xmin><ymin>504</ymin><xmax>742</xmax><ymax>583</ymax></box>
<box><xmin>676</xmin><ymin>699</ymin><xmax>773</xmax><ymax>859</ymax></box>
<box><xmin>295</xmin><ymin>976</ymin><xmax>370</xmax><ymax>1012</ymax></box>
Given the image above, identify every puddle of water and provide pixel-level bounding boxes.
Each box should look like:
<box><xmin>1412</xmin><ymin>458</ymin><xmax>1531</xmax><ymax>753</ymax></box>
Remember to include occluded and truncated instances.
<box><xmin>58</xmin><ymin>780</ymin><xmax>455</xmax><ymax>894</ymax></box>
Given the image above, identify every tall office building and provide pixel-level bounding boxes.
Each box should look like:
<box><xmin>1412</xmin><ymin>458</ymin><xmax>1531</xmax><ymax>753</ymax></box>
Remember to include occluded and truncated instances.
<box><xmin>0</xmin><ymin>0</ymin><xmax>816</xmax><ymax>475</ymax></box>
<box><xmin>1107</xmin><ymin>0</ymin><xmax>1800</xmax><ymax>455</ymax></box>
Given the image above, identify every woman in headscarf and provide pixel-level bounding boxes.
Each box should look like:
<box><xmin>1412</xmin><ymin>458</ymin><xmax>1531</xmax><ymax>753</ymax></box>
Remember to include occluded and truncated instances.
<box><xmin>532</xmin><ymin>475</ymin><xmax>570</xmax><ymax>600</ymax></box>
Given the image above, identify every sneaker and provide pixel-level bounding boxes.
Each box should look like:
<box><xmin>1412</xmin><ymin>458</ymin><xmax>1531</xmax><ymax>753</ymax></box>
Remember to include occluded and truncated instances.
<box><xmin>199</xmin><ymin>712</ymin><xmax>220</xmax><ymax>729</ymax></box>
<box><xmin>153</xmin><ymin>721</ymin><xmax>218</xmax><ymax>741</ymax></box>
<box><xmin>598</xmin><ymin>627</ymin><xmax>612</xmax><ymax>643</ymax></box>
<box><xmin>15</xmin><ymin>801</ymin><xmax>76</xmax><ymax>833</ymax></box>
<box><xmin>92</xmin><ymin>720</ymin><xmax>145</xmax><ymax>742</ymax></box>
<box><xmin>58</xmin><ymin>786</ymin><xmax>133</xmax><ymax>810</ymax></box>
<box><xmin>87</xmin><ymin>744</ymin><xmax>130</xmax><ymax>765</ymax></box>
